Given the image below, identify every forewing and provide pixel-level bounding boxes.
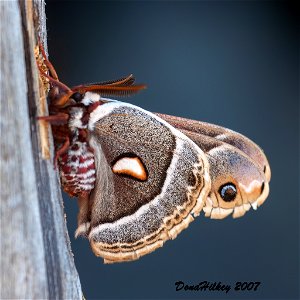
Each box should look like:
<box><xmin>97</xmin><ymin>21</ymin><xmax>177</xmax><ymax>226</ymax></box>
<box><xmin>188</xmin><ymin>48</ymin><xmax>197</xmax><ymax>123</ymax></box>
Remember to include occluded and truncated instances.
<box><xmin>85</xmin><ymin>102</ymin><xmax>211</xmax><ymax>263</ymax></box>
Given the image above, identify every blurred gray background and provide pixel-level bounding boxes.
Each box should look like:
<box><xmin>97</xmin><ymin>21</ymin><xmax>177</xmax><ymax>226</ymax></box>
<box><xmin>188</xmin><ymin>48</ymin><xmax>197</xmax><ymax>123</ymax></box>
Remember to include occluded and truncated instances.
<box><xmin>46</xmin><ymin>1</ymin><xmax>299</xmax><ymax>299</ymax></box>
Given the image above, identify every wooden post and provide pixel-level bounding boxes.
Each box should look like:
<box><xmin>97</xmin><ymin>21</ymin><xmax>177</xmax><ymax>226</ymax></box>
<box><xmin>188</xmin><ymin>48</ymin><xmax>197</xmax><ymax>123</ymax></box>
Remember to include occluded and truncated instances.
<box><xmin>0</xmin><ymin>1</ymin><xmax>83</xmax><ymax>298</ymax></box>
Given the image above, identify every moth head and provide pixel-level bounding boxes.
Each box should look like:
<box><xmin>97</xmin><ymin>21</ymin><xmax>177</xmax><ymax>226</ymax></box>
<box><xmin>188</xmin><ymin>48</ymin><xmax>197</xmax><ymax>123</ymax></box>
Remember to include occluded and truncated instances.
<box><xmin>70</xmin><ymin>91</ymin><xmax>101</xmax><ymax>106</ymax></box>
<box><xmin>204</xmin><ymin>146</ymin><xmax>269</xmax><ymax>219</ymax></box>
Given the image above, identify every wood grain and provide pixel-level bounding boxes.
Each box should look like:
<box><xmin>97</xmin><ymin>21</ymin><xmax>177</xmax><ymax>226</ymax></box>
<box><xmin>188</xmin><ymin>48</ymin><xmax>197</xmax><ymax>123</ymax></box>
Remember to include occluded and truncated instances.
<box><xmin>0</xmin><ymin>1</ymin><xmax>82</xmax><ymax>298</ymax></box>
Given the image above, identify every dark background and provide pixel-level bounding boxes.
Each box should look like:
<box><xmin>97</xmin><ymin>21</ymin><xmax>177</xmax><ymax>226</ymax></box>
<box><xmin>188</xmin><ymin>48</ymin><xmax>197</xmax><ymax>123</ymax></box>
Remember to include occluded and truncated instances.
<box><xmin>46</xmin><ymin>1</ymin><xmax>299</xmax><ymax>299</ymax></box>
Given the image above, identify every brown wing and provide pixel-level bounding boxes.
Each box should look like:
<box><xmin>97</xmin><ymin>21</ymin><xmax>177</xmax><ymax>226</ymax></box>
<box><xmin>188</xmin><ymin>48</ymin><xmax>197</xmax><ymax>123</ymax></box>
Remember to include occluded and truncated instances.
<box><xmin>180</xmin><ymin>128</ymin><xmax>270</xmax><ymax>219</ymax></box>
<box><xmin>156</xmin><ymin>113</ymin><xmax>271</xmax><ymax>182</ymax></box>
<box><xmin>78</xmin><ymin>102</ymin><xmax>210</xmax><ymax>263</ymax></box>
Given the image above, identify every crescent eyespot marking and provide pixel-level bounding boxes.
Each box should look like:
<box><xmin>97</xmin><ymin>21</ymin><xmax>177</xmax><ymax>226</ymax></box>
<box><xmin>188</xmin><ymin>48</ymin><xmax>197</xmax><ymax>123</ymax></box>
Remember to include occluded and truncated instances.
<box><xmin>112</xmin><ymin>156</ymin><xmax>148</xmax><ymax>181</ymax></box>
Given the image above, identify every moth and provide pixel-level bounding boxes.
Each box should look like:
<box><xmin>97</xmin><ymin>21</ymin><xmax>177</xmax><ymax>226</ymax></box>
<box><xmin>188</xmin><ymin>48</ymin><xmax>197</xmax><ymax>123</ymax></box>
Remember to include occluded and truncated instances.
<box><xmin>37</xmin><ymin>43</ymin><xmax>271</xmax><ymax>264</ymax></box>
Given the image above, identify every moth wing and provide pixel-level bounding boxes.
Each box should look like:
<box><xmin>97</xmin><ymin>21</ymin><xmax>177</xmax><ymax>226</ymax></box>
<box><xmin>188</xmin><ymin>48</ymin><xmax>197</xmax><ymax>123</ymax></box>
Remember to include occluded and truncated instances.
<box><xmin>180</xmin><ymin>129</ymin><xmax>269</xmax><ymax>219</ymax></box>
<box><xmin>156</xmin><ymin>113</ymin><xmax>271</xmax><ymax>182</ymax></box>
<box><xmin>156</xmin><ymin>113</ymin><xmax>270</xmax><ymax>219</ymax></box>
<box><xmin>84</xmin><ymin>101</ymin><xmax>211</xmax><ymax>263</ymax></box>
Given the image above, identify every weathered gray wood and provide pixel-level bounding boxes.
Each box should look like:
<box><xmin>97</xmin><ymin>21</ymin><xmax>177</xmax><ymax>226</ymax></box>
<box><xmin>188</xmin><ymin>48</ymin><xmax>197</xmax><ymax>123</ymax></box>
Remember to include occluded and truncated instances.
<box><xmin>0</xmin><ymin>1</ymin><xmax>82</xmax><ymax>299</ymax></box>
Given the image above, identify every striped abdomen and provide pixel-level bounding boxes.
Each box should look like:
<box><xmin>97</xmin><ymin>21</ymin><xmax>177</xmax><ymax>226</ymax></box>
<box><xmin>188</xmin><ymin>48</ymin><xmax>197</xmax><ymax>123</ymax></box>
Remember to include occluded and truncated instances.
<box><xmin>59</xmin><ymin>140</ymin><xmax>96</xmax><ymax>197</ymax></box>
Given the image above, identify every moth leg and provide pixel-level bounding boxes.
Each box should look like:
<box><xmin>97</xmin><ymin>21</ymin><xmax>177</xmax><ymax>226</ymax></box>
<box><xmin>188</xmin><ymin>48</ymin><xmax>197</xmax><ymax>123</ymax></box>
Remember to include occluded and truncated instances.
<box><xmin>54</xmin><ymin>136</ymin><xmax>70</xmax><ymax>168</ymax></box>
<box><xmin>38</xmin><ymin>40</ymin><xmax>59</xmax><ymax>80</ymax></box>
<box><xmin>36</xmin><ymin>42</ymin><xmax>74</xmax><ymax>107</ymax></box>
<box><xmin>37</xmin><ymin>64</ymin><xmax>72</xmax><ymax>94</ymax></box>
<box><xmin>75</xmin><ymin>193</ymin><xmax>91</xmax><ymax>238</ymax></box>
<box><xmin>38</xmin><ymin>112</ymin><xmax>69</xmax><ymax>125</ymax></box>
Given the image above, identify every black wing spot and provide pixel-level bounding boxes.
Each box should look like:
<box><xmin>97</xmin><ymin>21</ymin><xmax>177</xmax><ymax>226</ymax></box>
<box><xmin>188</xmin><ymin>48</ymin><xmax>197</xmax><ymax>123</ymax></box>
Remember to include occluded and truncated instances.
<box><xmin>219</xmin><ymin>183</ymin><xmax>237</xmax><ymax>202</ymax></box>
